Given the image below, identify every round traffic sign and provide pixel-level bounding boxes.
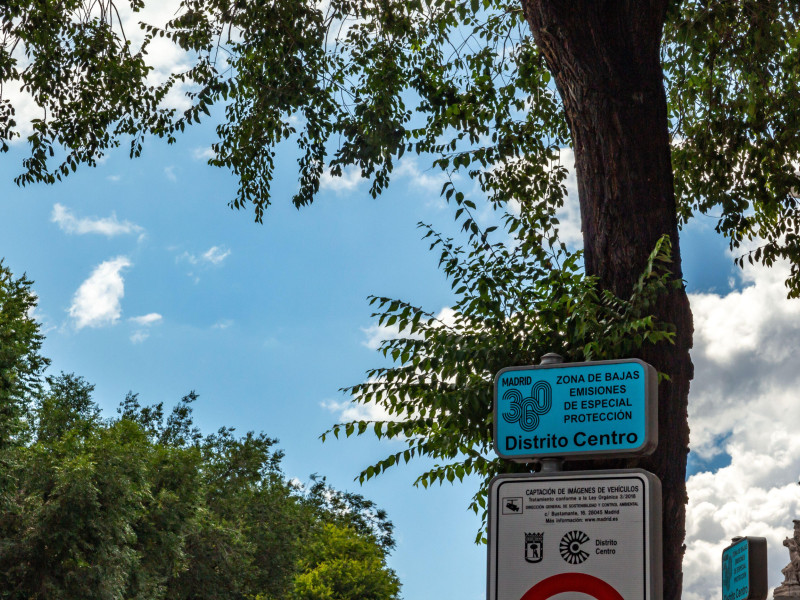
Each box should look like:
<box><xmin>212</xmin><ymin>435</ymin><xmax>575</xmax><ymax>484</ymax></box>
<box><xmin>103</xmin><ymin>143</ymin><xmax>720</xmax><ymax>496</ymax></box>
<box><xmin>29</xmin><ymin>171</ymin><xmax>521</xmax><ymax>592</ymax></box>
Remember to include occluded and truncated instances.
<box><xmin>519</xmin><ymin>573</ymin><xmax>624</xmax><ymax>600</ymax></box>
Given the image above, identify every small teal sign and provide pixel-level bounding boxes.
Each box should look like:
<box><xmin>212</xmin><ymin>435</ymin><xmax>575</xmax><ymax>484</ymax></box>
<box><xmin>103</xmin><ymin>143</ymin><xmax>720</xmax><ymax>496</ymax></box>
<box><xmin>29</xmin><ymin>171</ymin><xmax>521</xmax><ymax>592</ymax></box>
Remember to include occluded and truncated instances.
<box><xmin>722</xmin><ymin>537</ymin><xmax>767</xmax><ymax>600</ymax></box>
<box><xmin>493</xmin><ymin>359</ymin><xmax>657</xmax><ymax>460</ymax></box>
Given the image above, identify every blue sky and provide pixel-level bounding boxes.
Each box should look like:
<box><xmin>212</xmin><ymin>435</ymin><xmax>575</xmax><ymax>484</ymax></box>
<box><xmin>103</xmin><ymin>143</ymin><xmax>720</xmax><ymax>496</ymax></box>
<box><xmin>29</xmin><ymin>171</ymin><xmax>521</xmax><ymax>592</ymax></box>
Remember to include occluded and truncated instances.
<box><xmin>4</xmin><ymin>6</ymin><xmax>800</xmax><ymax>599</ymax></box>
<box><xmin>1</xmin><ymin>128</ymin><xmax>493</xmax><ymax>599</ymax></box>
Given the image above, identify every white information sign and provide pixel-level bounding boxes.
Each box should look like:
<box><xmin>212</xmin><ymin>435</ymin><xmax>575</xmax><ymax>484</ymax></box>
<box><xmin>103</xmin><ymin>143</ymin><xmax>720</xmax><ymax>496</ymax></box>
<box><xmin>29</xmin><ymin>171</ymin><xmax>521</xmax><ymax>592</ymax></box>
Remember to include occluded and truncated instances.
<box><xmin>487</xmin><ymin>470</ymin><xmax>662</xmax><ymax>600</ymax></box>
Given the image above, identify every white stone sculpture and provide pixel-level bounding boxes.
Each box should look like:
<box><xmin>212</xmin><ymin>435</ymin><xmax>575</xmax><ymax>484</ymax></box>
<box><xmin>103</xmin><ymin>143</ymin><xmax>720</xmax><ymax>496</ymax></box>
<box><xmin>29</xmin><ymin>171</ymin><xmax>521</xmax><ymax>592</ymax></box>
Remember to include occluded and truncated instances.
<box><xmin>774</xmin><ymin>520</ymin><xmax>800</xmax><ymax>598</ymax></box>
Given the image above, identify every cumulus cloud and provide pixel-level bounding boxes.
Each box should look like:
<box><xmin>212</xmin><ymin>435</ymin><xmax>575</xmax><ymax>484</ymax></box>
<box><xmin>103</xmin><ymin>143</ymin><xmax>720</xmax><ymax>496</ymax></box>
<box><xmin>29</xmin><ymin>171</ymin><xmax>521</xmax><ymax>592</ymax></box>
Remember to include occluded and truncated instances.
<box><xmin>113</xmin><ymin>1</ymin><xmax>195</xmax><ymax>112</ymax></box>
<box><xmin>320</xmin><ymin>166</ymin><xmax>365</xmax><ymax>193</ymax></box>
<box><xmin>353</xmin><ymin>264</ymin><xmax>800</xmax><ymax>599</ymax></box>
<box><xmin>683</xmin><ymin>259</ymin><xmax>800</xmax><ymax>599</ymax></box>
<box><xmin>51</xmin><ymin>203</ymin><xmax>143</xmax><ymax>237</ymax></box>
<box><xmin>69</xmin><ymin>257</ymin><xmax>131</xmax><ymax>329</ymax></box>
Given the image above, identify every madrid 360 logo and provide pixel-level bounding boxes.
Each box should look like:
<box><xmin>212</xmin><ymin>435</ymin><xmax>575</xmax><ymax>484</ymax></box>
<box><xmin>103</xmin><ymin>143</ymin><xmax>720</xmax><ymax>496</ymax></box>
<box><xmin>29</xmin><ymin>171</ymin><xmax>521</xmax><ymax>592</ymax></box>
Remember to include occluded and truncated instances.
<box><xmin>501</xmin><ymin>381</ymin><xmax>553</xmax><ymax>432</ymax></box>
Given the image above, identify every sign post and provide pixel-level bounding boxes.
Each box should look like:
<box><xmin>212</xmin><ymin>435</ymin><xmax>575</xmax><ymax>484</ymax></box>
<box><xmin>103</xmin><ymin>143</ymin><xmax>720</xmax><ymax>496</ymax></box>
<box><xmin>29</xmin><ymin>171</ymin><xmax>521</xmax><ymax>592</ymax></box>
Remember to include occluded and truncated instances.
<box><xmin>489</xmin><ymin>357</ymin><xmax>662</xmax><ymax>600</ymax></box>
<box><xmin>722</xmin><ymin>537</ymin><xmax>768</xmax><ymax>600</ymax></box>
<box><xmin>487</xmin><ymin>470</ymin><xmax>662</xmax><ymax>600</ymax></box>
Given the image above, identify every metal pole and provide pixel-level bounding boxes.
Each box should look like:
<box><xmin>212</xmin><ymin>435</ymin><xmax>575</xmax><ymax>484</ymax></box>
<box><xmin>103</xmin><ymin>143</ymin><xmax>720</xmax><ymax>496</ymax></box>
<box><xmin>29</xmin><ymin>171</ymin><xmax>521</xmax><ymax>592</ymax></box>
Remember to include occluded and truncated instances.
<box><xmin>538</xmin><ymin>353</ymin><xmax>564</xmax><ymax>473</ymax></box>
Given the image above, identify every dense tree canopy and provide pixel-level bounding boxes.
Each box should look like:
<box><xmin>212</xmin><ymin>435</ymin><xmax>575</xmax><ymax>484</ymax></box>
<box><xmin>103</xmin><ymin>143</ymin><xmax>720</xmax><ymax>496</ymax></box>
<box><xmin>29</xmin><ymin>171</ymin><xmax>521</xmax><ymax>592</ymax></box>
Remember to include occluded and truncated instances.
<box><xmin>0</xmin><ymin>268</ymin><xmax>400</xmax><ymax>600</ymax></box>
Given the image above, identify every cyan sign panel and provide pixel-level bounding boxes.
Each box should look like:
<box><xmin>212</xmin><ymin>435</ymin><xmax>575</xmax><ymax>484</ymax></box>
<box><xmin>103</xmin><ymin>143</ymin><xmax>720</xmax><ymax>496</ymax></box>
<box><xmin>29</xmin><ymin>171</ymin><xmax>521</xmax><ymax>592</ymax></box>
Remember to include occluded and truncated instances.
<box><xmin>722</xmin><ymin>537</ymin><xmax>767</xmax><ymax>600</ymax></box>
<box><xmin>494</xmin><ymin>359</ymin><xmax>657</xmax><ymax>460</ymax></box>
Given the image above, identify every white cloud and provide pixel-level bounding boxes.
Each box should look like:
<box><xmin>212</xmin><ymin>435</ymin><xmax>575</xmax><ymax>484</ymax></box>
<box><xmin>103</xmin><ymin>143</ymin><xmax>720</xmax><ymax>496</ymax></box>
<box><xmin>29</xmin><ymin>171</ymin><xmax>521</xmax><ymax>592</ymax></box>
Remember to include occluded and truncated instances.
<box><xmin>691</xmin><ymin>264</ymin><xmax>800</xmax><ymax>369</ymax></box>
<box><xmin>178</xmin><ymin>245</ymin><xmax>231</xmax><ymax>267</ymax></box>
<box><xmin>51</xmin><ymin>203</ymin><xmax>143</xmax><ymax>237</ymax></box>
<box><xmin>322</xmin><ymin>398</ymin><xmax>399</xmax><ymax>423</ymax></box>
<box><xmin>69</xmin><ymin>257</ymin><xmax>131</xmax><ymax>329</ymax></box>
<box><xmin>116</xmin><ymin>1</ymin><xmax>195</xmax><ymax>112</ymax></box>
<box><xmin>287</xmin><ymin>113</ymin><xmax>306</xmax><ymax>130</ymax></box>
<box><xmin>164</xmin><ymin>166</ymin><xmax>177</xmax><ymax>181</ymax></box>
<box><xmin>395</xmin><ymin>157</ymin><xmax>450</xmax><ymax>194</ymax></box>
<box><xmin>3</xmin><ymin>78</ymin><xmax>41</xmax><ymax>141</ymax></box>
<box><xmin>129</xmin><ymin>313</ymin><xmax>162</xmax><ymax>344</ymax></box>
<box><xmin>320</xmin><ymin>166</ymin><xmax>365</xmax><ymax>193</ymax></box>
<box><xmin>202</xmin><ymin>245</ymin><xmax>231</xmax><ymax>265</ymax></box>
<box><xmin>192</xmin><ymin>146</ymin><xmax>216</xmax><ymax>161</ymax></box>
<box><xmin>361</xmin><ymin>322</ymin><xmax>405</xmax><ymax>351</ymax></box>
<box><xmin>130</xmin><ymin>330</ymin><xmax>150</xmax><ymax>344</ymax></box>
<box><xmin>392</xmin><ymin>157</ymin><xmax>468</xmax><ymax>211</ymax></box>
<box><xmin>212</xmin><ymin>319</ymin><xmax>234</xmax><ymax>330</ymax></box>
<box><xmin>683</xmin><ymin>259</ymin><xmax>800</xmax><ymax>599</ymax></box>
<box><xmin>130</xmin><ymin>313</ymin><xmax>163</xmax><ymax>326</ymax></box>
<box><xmin>361</xmin><ymin>307</ymin><xmax>456</xmax><ymax>350</ymax></box>
<box><xmin>552</xmin><ymin>147</ymin><xmax>582</xmax><ymax>247</ymax></box>
<box><xmin>354</xmin><ymin>263</ymin><xmax>800</xmax><ymax>599</ymax></box>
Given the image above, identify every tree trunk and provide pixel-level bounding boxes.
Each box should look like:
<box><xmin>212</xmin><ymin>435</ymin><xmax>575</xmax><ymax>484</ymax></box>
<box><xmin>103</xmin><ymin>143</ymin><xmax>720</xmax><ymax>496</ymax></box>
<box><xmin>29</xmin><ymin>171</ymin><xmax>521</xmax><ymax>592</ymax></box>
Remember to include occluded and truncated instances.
<box><xmin>521</xmin><ymin>2</ymin><xmax>694</xmax><ymax>598</ymax></box>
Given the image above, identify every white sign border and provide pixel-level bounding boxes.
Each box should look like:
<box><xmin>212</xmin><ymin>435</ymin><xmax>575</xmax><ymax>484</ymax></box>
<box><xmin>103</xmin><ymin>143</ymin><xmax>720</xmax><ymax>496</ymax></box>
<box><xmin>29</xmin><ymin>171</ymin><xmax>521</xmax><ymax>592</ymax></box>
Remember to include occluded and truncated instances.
<box><xmin>486</xmin><ymin>468</ymin><xmax>663</xmax><ymax>600</ymax></box>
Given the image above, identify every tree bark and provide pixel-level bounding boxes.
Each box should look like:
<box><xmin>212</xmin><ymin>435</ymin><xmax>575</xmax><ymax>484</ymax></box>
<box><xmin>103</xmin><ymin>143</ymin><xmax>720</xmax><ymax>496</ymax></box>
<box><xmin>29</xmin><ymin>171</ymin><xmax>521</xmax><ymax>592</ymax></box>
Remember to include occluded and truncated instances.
<box><xmin>521</xmin><ymin>2</ymin><xmax>694</xmax><ymax>598</ymax></box>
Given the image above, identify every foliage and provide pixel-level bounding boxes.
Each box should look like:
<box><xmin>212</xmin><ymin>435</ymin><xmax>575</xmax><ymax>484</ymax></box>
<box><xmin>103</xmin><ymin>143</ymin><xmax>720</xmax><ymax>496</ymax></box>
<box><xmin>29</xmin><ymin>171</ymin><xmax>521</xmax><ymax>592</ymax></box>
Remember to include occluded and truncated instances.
<box><xmin>291</xmin><ymin>523</ymin><xmax>401</xmax><ymax>600</ymax></box>
<box><xmin>0</xmin><ymin>281</ymin><xmax>399</xmax><ymax>600</ymax></box>
<box><xmin>4</xmin><ymin>1</ymin><xmax>800</xmax><ymax>293</ymax></box>
<box><xmin>664</xmin><ymin>0</ymin><xmax>800</xmax><ymax>294</ymax></box>
<box><xmin>0</xmin><ymin>261</ymin><xmax>48</xmax><ymax>539</ymax></box>
<box><xmin>0</xmin><ymin>0</ymin><xmax>175</xmax><ymax>178</ymax></box>
<box><xmin>1</xmin><ymin>374</ymin><xmax>151</xmax><ymax>600</ymax></box>
<box><xmin>323</xmin><ymin>204</ymin><xmax>678</xmax><ymax>539</ymax></box>
<box><xmin>0</xmin><ymin>261</ymin><xmax>48</xmax><ymax>448</ymax></box>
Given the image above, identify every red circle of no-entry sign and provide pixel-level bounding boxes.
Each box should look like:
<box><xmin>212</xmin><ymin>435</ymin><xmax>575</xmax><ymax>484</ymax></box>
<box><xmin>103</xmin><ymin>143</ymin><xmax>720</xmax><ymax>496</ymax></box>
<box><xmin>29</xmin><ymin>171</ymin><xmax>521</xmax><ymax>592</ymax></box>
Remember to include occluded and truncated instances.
<box><xmin>519</xmin><ymin>573</ymin><xmax>624</xmax><ymax>600</ymax></box>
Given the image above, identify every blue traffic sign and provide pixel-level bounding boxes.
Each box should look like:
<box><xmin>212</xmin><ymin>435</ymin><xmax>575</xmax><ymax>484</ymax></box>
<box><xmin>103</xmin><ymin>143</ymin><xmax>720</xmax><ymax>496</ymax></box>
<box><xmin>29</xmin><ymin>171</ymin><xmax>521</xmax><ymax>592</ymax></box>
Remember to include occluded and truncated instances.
<box><xmin>722</xmin><ymin>537</ymin><xmax>767</xmax><ymax>600</ymax></box>
<box><xmin>493</xmin><ymin>359</ymin><xmax>657</xmax><ymax>460</ymax></box>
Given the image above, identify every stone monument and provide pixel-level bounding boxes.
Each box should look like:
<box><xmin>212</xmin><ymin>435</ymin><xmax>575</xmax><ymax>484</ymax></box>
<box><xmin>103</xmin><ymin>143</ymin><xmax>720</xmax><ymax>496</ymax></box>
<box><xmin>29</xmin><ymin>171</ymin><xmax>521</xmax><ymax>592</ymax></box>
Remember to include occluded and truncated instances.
<box><xmin>774</xmin><ymin>520</ymin><xmax>800</xmax><ymax>598</ymax></box>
